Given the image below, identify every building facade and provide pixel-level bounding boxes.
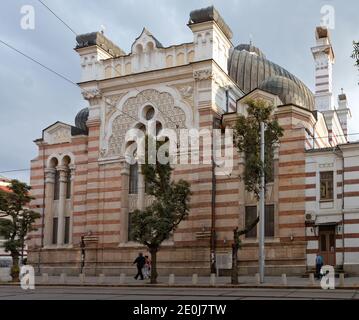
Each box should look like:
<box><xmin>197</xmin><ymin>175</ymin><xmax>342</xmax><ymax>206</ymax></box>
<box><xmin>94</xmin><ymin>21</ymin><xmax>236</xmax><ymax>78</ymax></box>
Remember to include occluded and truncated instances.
<box><xmin>28</xmin><ymin>6</ymin><xmax>359</xmax><ymax>276</ymax></box>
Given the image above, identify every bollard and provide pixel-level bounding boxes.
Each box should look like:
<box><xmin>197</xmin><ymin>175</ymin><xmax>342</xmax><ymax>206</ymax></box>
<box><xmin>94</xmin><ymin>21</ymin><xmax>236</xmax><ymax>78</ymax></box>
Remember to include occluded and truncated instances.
<box><xmin>169</xmin><ymin>274</ymin><xmax>175</xmax><ymax>286</ymax></box>
<box><xmin>59</xmin><ymin>273</ymin><xmax>67</xmax><ymax>284</ymax></box>
<box><xmin>42</xmin><ymin>273</ymin><xmax>49</xmax><ymax>284</ymax></box>
<box><xmin>192</xmin><ymin>274</ymin><xmax>198</xmax><ymax>285</ymax></box>
<box><xmin>98</xmin><ymin>274</ymin><xmax>105</xmax><ymax>285</ymax></box>
<box><xmin>255</xmin><ymin>273</ymin><xmax>260</xmax><ymax>285</ymax></box>
<box><xmin>309</xmin><ymin>273</ymin><xmax>315</xmax><ymax>286</ymax></box>
<box><xmin>119</xmin><ymin>273</ymin><xmax>126</xmax><ymax>284</ymax></box>
<box><xmin>79</xmin><ymin>273</ymin><xmax>85</xmax><ymax>284</ymax></box>
<box><xmin>210</xmin><ymin>273</ymin><xmax>216</xmax><ymax>286</ymax></box>
<box><xmin>281</xmin><ymin>274</ymin><xmax>287</xmax><ymax>286</ymax></box>
<box><xmin>339</xmin><ymin>273</ymin><xmax>345</xmax><ymax>287</ymax></box>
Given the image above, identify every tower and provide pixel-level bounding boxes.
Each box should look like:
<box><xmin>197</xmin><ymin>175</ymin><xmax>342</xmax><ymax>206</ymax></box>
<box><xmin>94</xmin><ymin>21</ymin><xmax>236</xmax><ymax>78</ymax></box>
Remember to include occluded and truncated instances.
<box><xmin>311</xmin><ymin>26</ymin><xmax>335</xmax><ymax>111</ymax></box>
<box><xmin>337</xmin><ymin>89</ymin><xmax>352</xmax><ymax>138</ymax></box>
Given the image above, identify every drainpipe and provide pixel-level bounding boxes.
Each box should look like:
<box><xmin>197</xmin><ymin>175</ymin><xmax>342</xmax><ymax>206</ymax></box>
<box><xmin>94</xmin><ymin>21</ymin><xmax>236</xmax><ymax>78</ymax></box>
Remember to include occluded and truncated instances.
<box><xmin>338</xmin><ymin>146</ymin><xmax>345</xmax><ymax>268</ymax></box>
<box><xmin>210</xmin><ymin>117</ymin><xmax>218</xmax><ymax>274</ymax></box>
<box><xmin>37</xmin><ymin>143</ymin><xmax>46</xmax><ymax>274</ymax></box>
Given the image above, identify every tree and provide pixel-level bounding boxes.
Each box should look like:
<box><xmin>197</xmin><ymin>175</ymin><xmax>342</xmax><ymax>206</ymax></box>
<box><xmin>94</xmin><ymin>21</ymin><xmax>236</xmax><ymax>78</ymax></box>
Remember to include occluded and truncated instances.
<box><xmin>231</xmin><ymin>218</ymin><xmax>259</xmax><ymax>284</ymax></box>
<box><xmin>352</xmin><ymin>41</ymin><xmax>359</xmax><ymax>81</ymax></box>
<box><xmin>232</xmin><ymin>98</ymin><xmax>283</xmax><ymax>283</ymax></box>
<box><xmin>234</xmin><ymin>98</ymin><xmax>283</xmax><ymax>198</ymax></box>
<box><xmin>130</xmin><ymin>137</ymin><xmax>191</xmax><ymax>284</ymax></box>
<box><xmin>0</xmin><ymin>180</ymin><xmax>40</xmax><ymax>281</ymax></box>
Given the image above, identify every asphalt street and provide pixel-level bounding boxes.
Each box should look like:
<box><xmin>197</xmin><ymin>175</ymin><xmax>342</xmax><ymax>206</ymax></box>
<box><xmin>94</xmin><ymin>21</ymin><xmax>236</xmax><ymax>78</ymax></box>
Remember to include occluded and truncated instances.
<box><xmin>0</xmin><ymin>285</ymin><xmax>358</xmax><ymax>300</ymax></box>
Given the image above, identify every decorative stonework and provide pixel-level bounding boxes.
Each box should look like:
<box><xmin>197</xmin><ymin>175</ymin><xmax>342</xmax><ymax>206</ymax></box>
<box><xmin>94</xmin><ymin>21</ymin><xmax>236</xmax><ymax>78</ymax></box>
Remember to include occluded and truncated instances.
<box><xmin>104</xmin><ymin>93</ymin><xmax>128</xmax><ymax>123</ymax></box>
<box><xmin>105</xmin><ymin>89</ymin><xmax>186</xmax><ymax>158</ymax></box>
<box><xmin>82</xmin><ymin>88</ymin><xmax>102</xmax><ymax>100</ymax></box>
<box><xmin>128</xmin><ymin>194</ymin><xmax>138</xmax><ymax>211</ymax></box>
<box><xmin>193</xmin><ymin>69</ymin><xmax>213</xmax><ymax>81</ymax></box>
<box><xmin>43</xmin><ymin>123</ymin><xmax>71</xmax><ymax>145</ymax></box>
<box><xmin>169</xmin><ymin>83</ymin><xmax>194</xmax><ymax>107</ymax></box>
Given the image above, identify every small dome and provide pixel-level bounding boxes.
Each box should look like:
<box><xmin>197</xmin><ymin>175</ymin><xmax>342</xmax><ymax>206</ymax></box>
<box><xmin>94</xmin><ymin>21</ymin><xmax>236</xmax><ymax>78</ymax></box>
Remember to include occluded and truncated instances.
<box><xmin>234</xmin><ymin>44</ymin><xmax>266</xmax><ymax>59</ymax></box>
<box><xmin>258</xmin><ymin>76</ymin><xmax>307</xmax><ymax>107</ymax></box>
<box><xmin>75</xmin><ymin>107</ymin><xmax>89</xmax><ymax>133</ymax></box>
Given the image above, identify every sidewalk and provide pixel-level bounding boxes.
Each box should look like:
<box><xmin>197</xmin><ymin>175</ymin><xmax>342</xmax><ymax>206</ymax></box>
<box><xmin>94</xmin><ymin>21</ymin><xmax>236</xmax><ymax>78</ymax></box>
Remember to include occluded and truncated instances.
<box><xmin>2</xmin><ymin>274</ymin><xmax>359</xmax><ymax>289</ymax></box>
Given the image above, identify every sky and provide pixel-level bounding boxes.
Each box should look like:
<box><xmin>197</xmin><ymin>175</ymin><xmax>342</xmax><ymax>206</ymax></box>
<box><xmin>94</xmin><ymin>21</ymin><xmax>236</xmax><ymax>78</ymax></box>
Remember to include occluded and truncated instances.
<box><xmin>0</xmin><ymin>0</ymin><xmax>358</xmax><ymax>183</ymax></box>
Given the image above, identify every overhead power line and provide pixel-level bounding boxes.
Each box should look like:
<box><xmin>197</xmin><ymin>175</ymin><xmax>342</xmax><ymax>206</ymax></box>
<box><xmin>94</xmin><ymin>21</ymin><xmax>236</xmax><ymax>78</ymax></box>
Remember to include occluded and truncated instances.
<box><xmin>36</xmin><ymin>0</ymin><xmax>180</xmax><ymax>128</ymax></box>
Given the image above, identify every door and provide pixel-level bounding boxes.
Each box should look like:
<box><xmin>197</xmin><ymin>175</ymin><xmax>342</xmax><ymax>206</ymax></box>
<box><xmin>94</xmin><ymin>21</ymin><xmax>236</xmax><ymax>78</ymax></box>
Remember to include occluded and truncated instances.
<box><xmin>319</xmin><ymin>226</ymin><xmax>336</xmax><ymax>266</ymax></box>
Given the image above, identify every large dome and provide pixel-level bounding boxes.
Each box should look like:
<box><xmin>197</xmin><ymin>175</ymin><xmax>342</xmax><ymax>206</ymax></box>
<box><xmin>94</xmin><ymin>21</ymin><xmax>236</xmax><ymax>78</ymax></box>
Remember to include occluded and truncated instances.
<box><xmin>228</xmin><ymin>44</ymin><xmax>314</xmax><ymax>110</ymax></box>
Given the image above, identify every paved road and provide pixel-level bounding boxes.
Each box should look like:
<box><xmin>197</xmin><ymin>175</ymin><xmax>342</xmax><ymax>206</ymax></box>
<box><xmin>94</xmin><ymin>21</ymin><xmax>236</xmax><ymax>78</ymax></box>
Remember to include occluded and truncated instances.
<box><xmin>0</xmin><ymin>285</ymin><xmax>358</xmax><ymax>300</ymax></box>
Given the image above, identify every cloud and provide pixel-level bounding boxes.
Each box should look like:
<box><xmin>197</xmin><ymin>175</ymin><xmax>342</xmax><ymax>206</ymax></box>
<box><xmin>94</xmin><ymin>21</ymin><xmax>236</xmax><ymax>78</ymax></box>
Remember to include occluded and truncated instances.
<box><xmin>0</xmin><ymin>0</ymin><xmax>358</xmax><ymax>183</ymax></box>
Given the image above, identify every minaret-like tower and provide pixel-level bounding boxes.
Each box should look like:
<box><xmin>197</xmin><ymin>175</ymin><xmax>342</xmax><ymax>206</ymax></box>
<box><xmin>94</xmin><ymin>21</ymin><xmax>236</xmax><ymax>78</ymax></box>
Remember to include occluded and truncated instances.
<box><xmin>337</xmin><ymin>89</ymin><xmax>352</xmax><ymax>138</ymax></box>
<box><xmin>311</xmin><ymin>26</ymin><xmax>335</xmax><ymax>111</ymax></box>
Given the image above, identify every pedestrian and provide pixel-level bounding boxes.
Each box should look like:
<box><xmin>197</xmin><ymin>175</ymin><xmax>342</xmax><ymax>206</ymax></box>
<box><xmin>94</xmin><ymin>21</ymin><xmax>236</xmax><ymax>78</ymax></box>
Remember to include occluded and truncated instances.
<box><xmin>143</xmin><ymin>255</ymin><xmax>151</xmax><ymax>279</ymax></box>
<box><xmin>315</xmin><ymin>253</ymin><xmax>324</xmax><ymax>279</ymax></box>
<box><xmin>133</xmin><ymin>252</ymin><xmax>146</xmax><ymax>280</ymax></box>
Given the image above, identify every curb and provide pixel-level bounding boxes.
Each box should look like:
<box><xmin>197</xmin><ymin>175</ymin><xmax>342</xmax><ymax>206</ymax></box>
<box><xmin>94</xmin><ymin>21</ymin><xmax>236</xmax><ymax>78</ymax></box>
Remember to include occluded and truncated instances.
<box><xmin>1</xmin><ymin>282</ymin><xmax>358</xmax><ymax>290</ymax></box>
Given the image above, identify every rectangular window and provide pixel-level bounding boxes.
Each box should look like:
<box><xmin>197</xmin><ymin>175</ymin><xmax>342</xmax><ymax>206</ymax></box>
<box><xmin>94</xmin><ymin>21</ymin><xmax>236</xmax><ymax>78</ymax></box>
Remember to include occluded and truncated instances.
<box><xmin>129</xmin><ymin>163</ymin><xmax>138</xmax><ymax>194</ymax></box>
<box><xmin>245</xmin><ymin>206</ymin><xmax>257</xmax><ymax>238</ymax></box>
<box><xmin>66</xmin><ymin>170</ymin><xmax>71</xmax><ymax>199</ymax></box>
<box><xmin>53</xmin><ymin>171</ymin><xmax>60</xmax><ymax>200</ymax></box>
<box><xmin>265</xmin><ymin>204</ymin><xmax>275</xmax><ymax>237</ymax></box>
<box><xmin>52</xmin><ymin>217</ymin><xmax>58</xmax><ymax>245</ymax></box>
<box><xmin>245</xmin><ymin>205</ymin><xmax>275</xmax><ymax>238</ymax></box>
<box><xmin>320</xmin><ymin>171</ymin><xmax>334</xmax><ymax>201</ymax></box>
<box><xmin>64</xmin><ymin>217</ymin><xmax>70</xmax><ymax>244</ymax></box>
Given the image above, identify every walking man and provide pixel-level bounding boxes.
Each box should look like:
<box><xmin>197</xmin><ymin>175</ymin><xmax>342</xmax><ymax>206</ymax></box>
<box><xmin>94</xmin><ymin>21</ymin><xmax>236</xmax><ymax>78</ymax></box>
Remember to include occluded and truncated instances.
<box><xmin>133</xmin><ymin>252</ymin><xmax>146</xmax><ymax>280</ymax></box>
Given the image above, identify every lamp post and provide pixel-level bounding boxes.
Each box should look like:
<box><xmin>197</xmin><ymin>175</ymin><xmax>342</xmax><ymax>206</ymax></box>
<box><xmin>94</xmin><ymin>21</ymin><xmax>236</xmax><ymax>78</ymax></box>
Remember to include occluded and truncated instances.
<box><xmin>259</xmin><ymin>122</ymin><xmax>266</xmax><ymax>283</ymax></box>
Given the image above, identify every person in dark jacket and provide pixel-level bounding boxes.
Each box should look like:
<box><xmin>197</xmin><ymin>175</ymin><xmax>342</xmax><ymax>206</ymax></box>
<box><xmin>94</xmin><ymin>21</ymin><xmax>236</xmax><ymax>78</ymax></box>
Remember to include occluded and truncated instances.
<box><xmin>315</xmin><ymin>253</ymin><xmax>324</xmax><ymax>279</ymax></box>
<box><xmin>133</xmin><ymin>252</ymin><xmax>146</xmax><ymax>280</ymax></box>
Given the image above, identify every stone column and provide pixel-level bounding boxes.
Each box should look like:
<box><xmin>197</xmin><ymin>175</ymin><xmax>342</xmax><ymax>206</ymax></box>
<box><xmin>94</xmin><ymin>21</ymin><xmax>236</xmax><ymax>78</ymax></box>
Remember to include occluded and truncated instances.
<box><xmin>44</xmin><ymin>168</ymin><xmax>56</xmax><ymax>246</ymax></box>
<box><xmin>68</xmin><ymin>165</ymin><xmax>76</xmax><ymax>244</ymax></box>
<box><xmin>120</xmin><ymin>161</ymin><xmax>129</xmax><ymax>243</ymax></box>
<box><xmin>56</xmin><ymin>165</ymin><xmax>68</xmax><ymax>246</ymax></box>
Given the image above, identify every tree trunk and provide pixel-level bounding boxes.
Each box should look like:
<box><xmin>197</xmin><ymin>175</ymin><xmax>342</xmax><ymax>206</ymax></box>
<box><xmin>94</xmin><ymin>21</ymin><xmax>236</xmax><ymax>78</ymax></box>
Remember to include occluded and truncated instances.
<box><xmin>231</xmin><ymin>243</ymin><xmax>239</xmax><ymax>285</ymax></box>
<box><xmin>149</xmin><ymin>247</ymin><xmax>158</xmax><ymax>284</ymax></box>
<box><xmin>11</xmin><ymin>253</ymin><xmax>20</xmax><ymax>282</ymax></box>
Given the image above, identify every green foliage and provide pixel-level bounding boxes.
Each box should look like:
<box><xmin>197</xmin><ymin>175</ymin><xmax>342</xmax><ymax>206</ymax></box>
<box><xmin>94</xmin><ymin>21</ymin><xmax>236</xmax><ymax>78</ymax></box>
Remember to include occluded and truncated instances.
<box><xmin>130</xmin><ymin>137</ymin><xmax>191</xmax><ymax>249</ymax></box>
<box><xmin>0</xmin><ymin>180</ymin><xmax>40</xmax><ymax>268</ymax></box>
<box><xmin>352</xmin><ymin>41</ymin><xmax>359</xmax><ymax>67</ymax></box>
<box><xmin>234</xmin><ymin>98</ymin><xmax>283</xmax><ymax>198</ymax></box>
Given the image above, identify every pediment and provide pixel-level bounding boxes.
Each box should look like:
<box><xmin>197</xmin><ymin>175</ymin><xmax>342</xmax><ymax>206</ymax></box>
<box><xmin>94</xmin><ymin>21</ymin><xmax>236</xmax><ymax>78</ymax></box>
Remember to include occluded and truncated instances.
<box><xmin>43</xmin><ymin>122</ymin><xmax>72</xmax><ymax>145</ymax></box>
<box><xmin>239</xmin><ymin>87</ymin><xmax>282</xmax><ymax>104</ymax></box>
<box><xmin>131</xmin><ymin>28</ymin><xmax>163</xmax><ymax>54</ymax></box>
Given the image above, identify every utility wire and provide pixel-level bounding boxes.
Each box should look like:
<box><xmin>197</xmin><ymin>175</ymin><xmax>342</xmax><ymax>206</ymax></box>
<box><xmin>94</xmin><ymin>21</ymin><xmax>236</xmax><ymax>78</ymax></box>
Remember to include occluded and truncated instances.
<box><xmin>37</xmin><ymin>0</ymin><xmax>180</xmax><ymax>129</ymax></box>
<box><xmin>0</xmin><ymin>38</ymin><xmax>140</xmax><ymax>123</ymax></box>
<box><xmin>37</xmin><ymin>0</ymin><xmax>78</xmax><ymax>37</ymax></box>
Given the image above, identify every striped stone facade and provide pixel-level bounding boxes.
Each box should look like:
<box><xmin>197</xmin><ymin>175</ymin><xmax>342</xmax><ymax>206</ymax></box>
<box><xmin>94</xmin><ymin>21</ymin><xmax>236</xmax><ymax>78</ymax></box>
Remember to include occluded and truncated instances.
<box><xmin>27</xmin><ymin>7</ymin><xmax>359</xmax><ymax>276</ymax></box>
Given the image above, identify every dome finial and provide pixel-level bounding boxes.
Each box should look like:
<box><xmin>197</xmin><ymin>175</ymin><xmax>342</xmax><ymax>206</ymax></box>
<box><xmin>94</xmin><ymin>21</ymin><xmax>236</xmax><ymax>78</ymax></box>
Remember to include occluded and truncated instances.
<box><xmin>249</xmin><ymin>33</ymin><xmax>253</xmax><ymax>46</ymax></box>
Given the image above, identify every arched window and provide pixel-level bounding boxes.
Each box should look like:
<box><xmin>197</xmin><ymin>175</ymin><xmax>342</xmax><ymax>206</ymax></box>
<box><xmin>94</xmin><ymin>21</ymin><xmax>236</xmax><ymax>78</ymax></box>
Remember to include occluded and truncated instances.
<box><xmin>53</xmin><ymin>170</ymin><xmax>60</xmax><ymax>200</ymax></box>
<box><xmin>129</xmin><ymin>162</ymin><xmax>138</xmax><ymax>194</ymax></box>
<box><xmin>66</xmin><ymin>169</ymin><xmax>71</xmax><ymax>199</ymax></box>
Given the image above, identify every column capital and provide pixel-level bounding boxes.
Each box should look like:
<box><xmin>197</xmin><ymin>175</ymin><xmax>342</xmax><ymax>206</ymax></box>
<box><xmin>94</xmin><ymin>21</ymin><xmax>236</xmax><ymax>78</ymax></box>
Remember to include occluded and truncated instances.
<box><xmin>56</xmin><ymin>165</ymin><xmax>68</xmax><ymax>182</ymax></box>
<box><xmin>44</xmin><ymin>168</ymin><xmax>56</xmax><ymax>184</ymax></box>
<box><xmin>120</xmin><ymin>161</ymin><xmax>130</xmax><ymax>176</ymax></box>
